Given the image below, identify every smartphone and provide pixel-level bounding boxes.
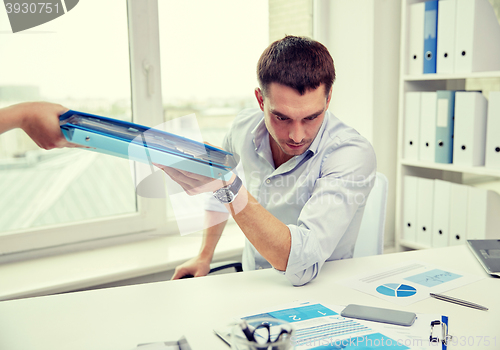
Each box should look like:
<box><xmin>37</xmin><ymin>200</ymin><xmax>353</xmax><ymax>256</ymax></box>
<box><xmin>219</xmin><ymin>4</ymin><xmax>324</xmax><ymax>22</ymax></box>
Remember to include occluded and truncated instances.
<box><xmin>341</xmin><ymin>304</ymin><xmax>416</xmax><ymax>326</ymax></box>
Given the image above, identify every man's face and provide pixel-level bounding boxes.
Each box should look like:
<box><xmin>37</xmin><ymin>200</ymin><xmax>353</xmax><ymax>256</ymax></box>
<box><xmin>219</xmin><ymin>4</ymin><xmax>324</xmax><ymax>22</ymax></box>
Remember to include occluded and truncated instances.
<box><xmin>255</xmin><ymin>82</ymin><xmax>332</xmax><ymax>162</ymax></box>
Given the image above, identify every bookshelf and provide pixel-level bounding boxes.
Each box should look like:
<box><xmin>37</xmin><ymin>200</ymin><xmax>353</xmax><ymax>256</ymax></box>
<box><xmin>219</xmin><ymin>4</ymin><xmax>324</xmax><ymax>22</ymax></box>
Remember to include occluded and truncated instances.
<box><xmin>395</xmin><ymin>0</ymin><xmax>500</xmax><ymax>251</ymax></box>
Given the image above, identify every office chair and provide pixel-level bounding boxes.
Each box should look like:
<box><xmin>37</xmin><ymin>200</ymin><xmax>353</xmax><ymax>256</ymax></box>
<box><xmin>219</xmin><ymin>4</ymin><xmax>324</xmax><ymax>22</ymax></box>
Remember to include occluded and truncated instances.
<box><xmin>179</xmin><ymin>260</ymin><xmax>243</xmax><ymax>278</ymax></box>
<box><xmin>191</xmin><ymin>172</ymin><xmax>389</xmax><ymax>276</ymax></box>
<box><xmin>209</xmin><ymin>260</ymin><xmax>243</xmax><ymax>273</ymax></box>
<box><xmin>353</xmin><ymin>172</ymin><xmax>388</xmax><ymax>257</ymax></box>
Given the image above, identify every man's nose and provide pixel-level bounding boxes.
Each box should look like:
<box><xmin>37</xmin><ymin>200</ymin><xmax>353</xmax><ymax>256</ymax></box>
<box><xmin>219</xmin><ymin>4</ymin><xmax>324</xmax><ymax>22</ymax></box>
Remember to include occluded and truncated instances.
<box><xmin>289</xmin><ymin>122</ymin><xmax>305</xmax><ymax>143</ymax></box>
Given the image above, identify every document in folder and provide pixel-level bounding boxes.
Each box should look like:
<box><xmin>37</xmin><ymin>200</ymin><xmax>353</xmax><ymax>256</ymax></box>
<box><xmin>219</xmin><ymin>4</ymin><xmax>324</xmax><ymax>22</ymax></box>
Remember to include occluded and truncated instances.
<box><xmin>59</xmin><ymin>110</ymin><xmax>235</xmax><ymax>180</ymax></box>
<box><xmin>215</xmin><ymin>300</ymin><xmax>451</xmax><ymax>349</ymax></box>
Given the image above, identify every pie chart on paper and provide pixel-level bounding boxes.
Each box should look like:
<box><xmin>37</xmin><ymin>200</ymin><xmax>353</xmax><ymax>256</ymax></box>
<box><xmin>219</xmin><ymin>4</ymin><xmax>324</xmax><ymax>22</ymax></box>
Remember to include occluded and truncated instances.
<box><xmin>376</xmin><ymin>283</ymin><xmax>417</xmax><ymax>298</ymax></box>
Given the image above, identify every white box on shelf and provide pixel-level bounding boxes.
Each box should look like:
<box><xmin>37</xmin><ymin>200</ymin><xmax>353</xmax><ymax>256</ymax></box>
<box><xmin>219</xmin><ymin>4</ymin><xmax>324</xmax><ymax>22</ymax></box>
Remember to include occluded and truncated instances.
<box><xmin>416</xmin><ymin>177</ymin><xmax>434</xmax><ymax>247</ymax></box>
<box><xmin>436</xmin><ymin>0</ymin><xmax>457</xmax><ymax>74</ymax></box>
<box><xmin>432</xmin><ymin>179</ymin><xmax>451</xmax><ymax>248</ymax></box>
<box><xmin>419</xmin><ymin>92</ymin><xmax>437</xmax><ymax>162</ymax></box>
<box><xmin>467</xmin><ymin>187</ymin><xmax>500</xmax><ymax>240</ymax></box>
<box><xmin>403</xmin><ymin>176</ymin><xmax>418</xmax><ymax>243</ymax></box>
<box><xmin>485</xmin><ymin>91</ymin><xmax>500</xmax><ymax>169</ymax></box>
<box><xmin>449</xmin><ymin>183</ymin><xmax>468</xmax><ymax>246</ymax></box>
<box><xmin>404</xmin><ymin>92</ymin><xmax>421</xmax><ymax>160</ymax></box>
<box><xmin>453</xmin><ymin>91</ymin><xmax>487</xmax><ymax>167</ymax></box>
<box><xmin>454</xmin><ymin>0</ymin><xmax>500</xmax><ymax>73</ymax></box>
<box><xmin>408</xmin><ymin>2</ymin><xmax>425</xmax><ymax>75</ymax></box>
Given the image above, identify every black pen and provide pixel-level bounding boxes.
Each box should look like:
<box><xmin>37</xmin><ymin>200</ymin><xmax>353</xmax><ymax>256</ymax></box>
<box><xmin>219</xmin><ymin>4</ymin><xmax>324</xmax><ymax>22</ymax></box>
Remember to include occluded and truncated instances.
<box><xmin>430</xmin><ymin>293</ymin><xmax>488</xmax><ymax>311</ymax></box>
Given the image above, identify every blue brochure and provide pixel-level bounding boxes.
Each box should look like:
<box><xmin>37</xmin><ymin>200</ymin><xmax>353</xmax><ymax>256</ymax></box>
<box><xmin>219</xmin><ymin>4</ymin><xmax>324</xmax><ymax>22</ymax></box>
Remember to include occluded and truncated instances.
<box><xmin>59</xmin><ymin>110</ymin><xmax>234</xmax><ymax>180</ymax></box>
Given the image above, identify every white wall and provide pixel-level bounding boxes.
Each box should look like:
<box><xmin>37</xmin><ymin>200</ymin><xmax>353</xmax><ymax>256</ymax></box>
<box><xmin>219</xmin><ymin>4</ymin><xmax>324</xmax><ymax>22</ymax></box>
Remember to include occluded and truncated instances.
<box><xmin>315</xmin><ymin>1</ymin><xmax>375</xmax><ymax>143</ymax></box>
<box><xmin>314</xmin><ymin>0</ymin><xmax>401</xmax><ymax>248</ymax></box>
<box><xmin>269</xmin><ymin>0</ymin><xmax>313</xmax><ymax>42</ymax></box>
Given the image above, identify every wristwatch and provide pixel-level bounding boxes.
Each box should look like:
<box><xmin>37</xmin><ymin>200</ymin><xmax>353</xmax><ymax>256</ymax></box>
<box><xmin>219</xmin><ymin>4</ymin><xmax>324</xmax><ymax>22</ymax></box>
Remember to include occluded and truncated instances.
<box><xmin>213</xmin><ymin>176</ymin><xmax>242</xmax><ymax>204</ymax></box>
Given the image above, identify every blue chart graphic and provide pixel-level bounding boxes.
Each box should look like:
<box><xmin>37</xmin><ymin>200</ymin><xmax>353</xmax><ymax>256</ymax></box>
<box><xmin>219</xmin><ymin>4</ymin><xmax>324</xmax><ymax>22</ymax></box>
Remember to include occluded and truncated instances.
<box><xmin>269</xmin><ymin>304</ymin><xmax>337</xmax><ymax>323</ymax></box>
<box><xmin>243</xmin><ymin>304</ymin><xmax>337</xmax><ymax>324</ymax></box>
<box><xmin>404</xmin><ymin>269</ymin><xmax>462</xmax><ymax>288</ymax></box>
<box><xmin>376</xmin><ymin>283</ymin><xmax>416</xmax><ymax>298</ymax></box>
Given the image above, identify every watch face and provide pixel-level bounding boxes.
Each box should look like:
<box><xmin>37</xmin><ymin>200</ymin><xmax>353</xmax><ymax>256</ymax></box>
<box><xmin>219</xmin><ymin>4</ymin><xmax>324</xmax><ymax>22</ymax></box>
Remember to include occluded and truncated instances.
<box><xmin>224</xmin><ymin>191</ymin><xmax>235</xmax><ymax>203</ymax></box>
<box><xmin>215</xmin><ymin>189</ymin><xmax>234</xmax><ymax>203</ymax></box>
<box><xmin>213</xmin><ymin>177</ymin><xmax>241</xmax><ymax>204</ymax></box>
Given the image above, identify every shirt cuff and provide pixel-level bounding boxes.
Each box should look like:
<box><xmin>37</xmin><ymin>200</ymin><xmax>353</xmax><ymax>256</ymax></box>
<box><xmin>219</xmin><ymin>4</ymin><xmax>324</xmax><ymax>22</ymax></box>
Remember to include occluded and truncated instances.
<box><xmin>283</xmin><ymin>224</ymin><xmax>321</xmax><ymax>286</ymax></box>
<box><xmin>204</xmin><ymin>192</ymin><xmax>229</xmax><ymax>213</ymax></box>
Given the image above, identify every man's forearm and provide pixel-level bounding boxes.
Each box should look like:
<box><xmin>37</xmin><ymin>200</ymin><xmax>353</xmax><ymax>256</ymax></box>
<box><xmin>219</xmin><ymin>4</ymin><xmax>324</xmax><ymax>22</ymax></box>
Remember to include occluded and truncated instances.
<box><xmin>224</xmin><ymin>186</ymin><xmax>291</xmax><ymax>271</ymax></box>
<box><xmin>0</xmin><ymin>103</ymin><xmax>26</xmax><ymax>134</ymax></box>
<box><xmin>199</xmin><ymin>210</ymin><xmax>229</xmax><ymax>262</ymax></box>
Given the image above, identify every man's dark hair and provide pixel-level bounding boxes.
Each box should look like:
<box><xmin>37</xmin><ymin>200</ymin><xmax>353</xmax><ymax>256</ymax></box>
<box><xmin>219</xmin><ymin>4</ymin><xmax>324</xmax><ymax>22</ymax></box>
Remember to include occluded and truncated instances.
<box><xmin>257</xmin><ymin>35</ymin><xmax>336</xmax><ymax>97</ymax></box>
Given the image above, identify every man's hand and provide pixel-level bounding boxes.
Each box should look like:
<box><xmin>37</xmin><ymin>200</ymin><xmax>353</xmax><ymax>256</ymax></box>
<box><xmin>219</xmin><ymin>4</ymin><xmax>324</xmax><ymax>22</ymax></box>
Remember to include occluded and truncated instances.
<box><xmin>155</xmin><ymin>164</ymin><xmax>236</xmax><ymax>196</ymax></box>
<box><xmin>171</xmin><ymin>256</ymin><xmax>212</xmax><ymax>280</ymax></box>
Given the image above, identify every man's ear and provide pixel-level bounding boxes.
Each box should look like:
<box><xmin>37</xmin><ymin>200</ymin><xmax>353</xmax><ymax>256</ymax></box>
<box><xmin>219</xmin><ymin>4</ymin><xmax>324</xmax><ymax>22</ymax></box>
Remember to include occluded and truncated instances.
<box><xmin>255</xmin><ymin>88</ymin><xmax>264</xmax><ymax>111</ymax></box>
<box><xmin>325</xmin><ymin>86</ymin><xmax>333</xmax><ymax>109</ymax></box>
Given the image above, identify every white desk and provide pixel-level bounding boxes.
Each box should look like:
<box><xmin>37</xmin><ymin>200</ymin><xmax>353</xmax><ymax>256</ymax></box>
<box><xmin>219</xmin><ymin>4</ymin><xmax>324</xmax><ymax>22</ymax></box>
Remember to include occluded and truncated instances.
<box><xmin>0</xmin><ymin>245</ymin><xmax>498</xmax><ymax>350</ymax></box>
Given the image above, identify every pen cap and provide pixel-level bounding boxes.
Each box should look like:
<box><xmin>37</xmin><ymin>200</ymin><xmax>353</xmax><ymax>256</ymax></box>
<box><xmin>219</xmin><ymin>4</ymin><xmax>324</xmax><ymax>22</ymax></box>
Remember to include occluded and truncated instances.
<box><xmin>231</xmin><ymin>317</ymin><xmax>295</xmax><ymax>350</ymax></box>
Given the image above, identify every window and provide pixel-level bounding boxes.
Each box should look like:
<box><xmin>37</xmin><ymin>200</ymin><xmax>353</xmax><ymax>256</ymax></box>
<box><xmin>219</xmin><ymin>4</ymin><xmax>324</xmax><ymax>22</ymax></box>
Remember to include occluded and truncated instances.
<box><xmin>0</xmin><ymin>0</ymin><xmax>163</xmax><ymax>255</ymax></box>
<box><xmin>157</xmin><ymin>0</ymin><xmax>269</xmax><ymax>234</ymax></box>
<box><xmin>0</xmin><ymin>1</ymin><xmax>268</xmax><ymax>256</ymax></box>
<box><xmin>0</xmin><ymin>1</ymin><xmax>135</xmax><ymax>232</ymax></box>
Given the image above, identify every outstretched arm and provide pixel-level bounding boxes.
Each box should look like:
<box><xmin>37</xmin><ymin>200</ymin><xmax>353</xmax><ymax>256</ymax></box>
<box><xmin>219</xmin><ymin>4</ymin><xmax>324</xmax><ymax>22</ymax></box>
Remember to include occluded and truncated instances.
<box><xmin>0</xmin><ymin>102</ymin><xmax>77</xmax><ymax>149</ymax></box>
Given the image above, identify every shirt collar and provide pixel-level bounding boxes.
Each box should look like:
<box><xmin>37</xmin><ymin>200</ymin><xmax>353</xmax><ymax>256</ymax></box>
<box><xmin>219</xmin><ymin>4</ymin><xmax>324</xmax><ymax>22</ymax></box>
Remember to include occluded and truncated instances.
<box><xmin>307</xmin><ymin>110</ymin><xmax>330</xmax><ymax>156</ymax></box>
<box><xmin>251</xmin><ymin>113</ymin><xmax>268</xmax><ymax>152</ymax></box>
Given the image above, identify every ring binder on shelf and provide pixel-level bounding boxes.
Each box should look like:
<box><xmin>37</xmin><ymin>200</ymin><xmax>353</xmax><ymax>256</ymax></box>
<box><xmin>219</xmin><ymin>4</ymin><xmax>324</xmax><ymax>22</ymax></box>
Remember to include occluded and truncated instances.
<box><xmin>430</xmin><ymin>316</ymin><xmax>452</xmax><ymax>350</ymax></box>
<box><xmin>59</xmin><ymin>110</ymin><xmax>235</xmax><ymax>180</ymax></box>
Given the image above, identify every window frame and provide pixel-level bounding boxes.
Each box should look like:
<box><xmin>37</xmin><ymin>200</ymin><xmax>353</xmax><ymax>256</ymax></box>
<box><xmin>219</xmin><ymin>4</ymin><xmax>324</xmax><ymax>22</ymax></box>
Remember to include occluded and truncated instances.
<box><xmin>0</xmin><ymin>0</ymin><xmax>171</xmax><ymax>257</ymax></box>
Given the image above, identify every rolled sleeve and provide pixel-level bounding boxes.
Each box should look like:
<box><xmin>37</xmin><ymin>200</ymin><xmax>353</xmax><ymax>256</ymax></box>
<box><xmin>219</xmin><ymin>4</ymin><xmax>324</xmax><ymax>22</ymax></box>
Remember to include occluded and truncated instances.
<box><xmin>204</xmin><ymin>193</ymin><xmax>229</xmax><ymax>213</ymax></box>
<box><xmin>284</xmin><ymin>137</ymin><xmax>376</xmax><ymax>286</ymax></box>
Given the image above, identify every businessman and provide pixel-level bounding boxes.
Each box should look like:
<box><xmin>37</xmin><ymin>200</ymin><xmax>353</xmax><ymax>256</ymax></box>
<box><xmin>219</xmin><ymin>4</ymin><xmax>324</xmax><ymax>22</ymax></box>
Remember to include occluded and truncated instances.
<box><xmin>0</xmin><ymin>102</ymin><xmax>76</xmax><ymax>149</ymax></box>
<box><xmin>159</xmin><ymin>35</ymin><xmax>376</xmax><ymax>286</ymax></box>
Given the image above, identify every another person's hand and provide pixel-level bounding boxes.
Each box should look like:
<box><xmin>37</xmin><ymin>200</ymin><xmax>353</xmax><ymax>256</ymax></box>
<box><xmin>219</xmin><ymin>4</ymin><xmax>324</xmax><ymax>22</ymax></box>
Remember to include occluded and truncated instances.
<box><xmin>18</xmin><ymin>102</ymin><xmax>78</xmax><ymax>150</ymax></box>
<box><xmin>171</xmin><ymin>256</ymin><xmax>212</xmax><ymax>280</ymax></box>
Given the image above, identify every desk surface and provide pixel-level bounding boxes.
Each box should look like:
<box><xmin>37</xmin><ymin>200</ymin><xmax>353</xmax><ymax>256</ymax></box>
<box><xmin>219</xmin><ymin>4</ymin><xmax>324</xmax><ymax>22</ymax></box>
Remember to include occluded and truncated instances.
<box><xmin>0</xmin><ymin>245</ymin><xmax>498</xmax><ymax>350</ymax></box>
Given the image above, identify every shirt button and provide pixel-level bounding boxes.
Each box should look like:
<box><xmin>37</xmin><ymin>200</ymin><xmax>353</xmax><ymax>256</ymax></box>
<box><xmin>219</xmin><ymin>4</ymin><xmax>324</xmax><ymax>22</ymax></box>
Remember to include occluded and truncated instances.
<box><xmin>266</xmin><ymin>179</ymin><xmax>271</xmax><ymax>184</ymax></box>
<box><xmin>258</xmin><ymin>267</ymin><xmax>263</xmax><ymax>270</ymax></box>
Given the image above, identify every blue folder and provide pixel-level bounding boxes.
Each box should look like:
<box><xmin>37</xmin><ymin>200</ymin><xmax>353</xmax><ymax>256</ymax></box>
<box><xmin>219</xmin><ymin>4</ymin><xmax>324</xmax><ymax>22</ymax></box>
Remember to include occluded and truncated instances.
<box><xmin>435</xmin><ymin>90</ymin><xmax>455</xmax><ymax>164</ymax></box>
<box><xmin>59</xmin><ymin>110</ymin><xmax>234</xmax><ymax>180</ymax></box>
<box><xmin>423</xmin><ymin>0</ymin><xmax>438</xmax><ymax>74</ymax></box>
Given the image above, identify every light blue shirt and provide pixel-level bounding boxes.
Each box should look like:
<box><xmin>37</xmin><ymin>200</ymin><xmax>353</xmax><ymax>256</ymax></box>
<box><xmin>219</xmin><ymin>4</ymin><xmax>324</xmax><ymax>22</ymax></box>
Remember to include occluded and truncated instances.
<box><xmin>206</xmin><ymin>108</ymin><xmax>376</xmax><ymax>286</ymax></box>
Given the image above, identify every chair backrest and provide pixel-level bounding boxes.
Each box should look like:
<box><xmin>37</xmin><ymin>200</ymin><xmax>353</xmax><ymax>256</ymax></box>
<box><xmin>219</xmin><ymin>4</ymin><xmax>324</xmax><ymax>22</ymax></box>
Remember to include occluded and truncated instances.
<box><xmin>353</xmin><ymin>172</ymin><xmax>388</xmax><ymax>258</ymax></box>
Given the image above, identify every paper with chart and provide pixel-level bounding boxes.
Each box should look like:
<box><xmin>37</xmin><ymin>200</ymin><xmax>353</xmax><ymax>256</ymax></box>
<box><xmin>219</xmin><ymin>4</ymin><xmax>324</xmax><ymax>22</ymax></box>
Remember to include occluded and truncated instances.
<box><xmin>215</xmin><ymin>300</ymin><xmax>432</xmax><ymax>349</ymax></box>
<box><xmin>339</xmin><ymin>261</ymin><xmax>483</xmax><ymax>305</ymax></box>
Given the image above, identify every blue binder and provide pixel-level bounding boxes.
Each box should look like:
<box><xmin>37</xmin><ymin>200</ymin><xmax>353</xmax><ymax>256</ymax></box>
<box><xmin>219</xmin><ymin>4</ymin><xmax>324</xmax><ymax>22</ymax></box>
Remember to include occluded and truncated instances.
<box><xmin>59</xmin><ymin>110</ymin><xmax>234</xmax><ymax>180</ymax></box>
<box><xmin>435</xmin><ymin>90</ymin><xmax>455</xmax><ymax>164</ymax></box>
<box><xmin>423</xmin><ymin>0</ymin><xmax>438</xmax><ymax>74</ymax></box>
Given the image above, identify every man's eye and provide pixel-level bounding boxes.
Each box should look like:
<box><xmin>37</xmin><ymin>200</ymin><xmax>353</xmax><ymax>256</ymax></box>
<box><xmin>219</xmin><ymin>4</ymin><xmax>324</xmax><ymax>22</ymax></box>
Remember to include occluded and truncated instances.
<box><xmin>305</xmin><ymin>116</ymin><xmax>318</xmax><ymax>121</ymax></box>
<box><xmin>276</xmin><ymin>116</ymin><xmax>288</xmax><ymax>121</ymax></box>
